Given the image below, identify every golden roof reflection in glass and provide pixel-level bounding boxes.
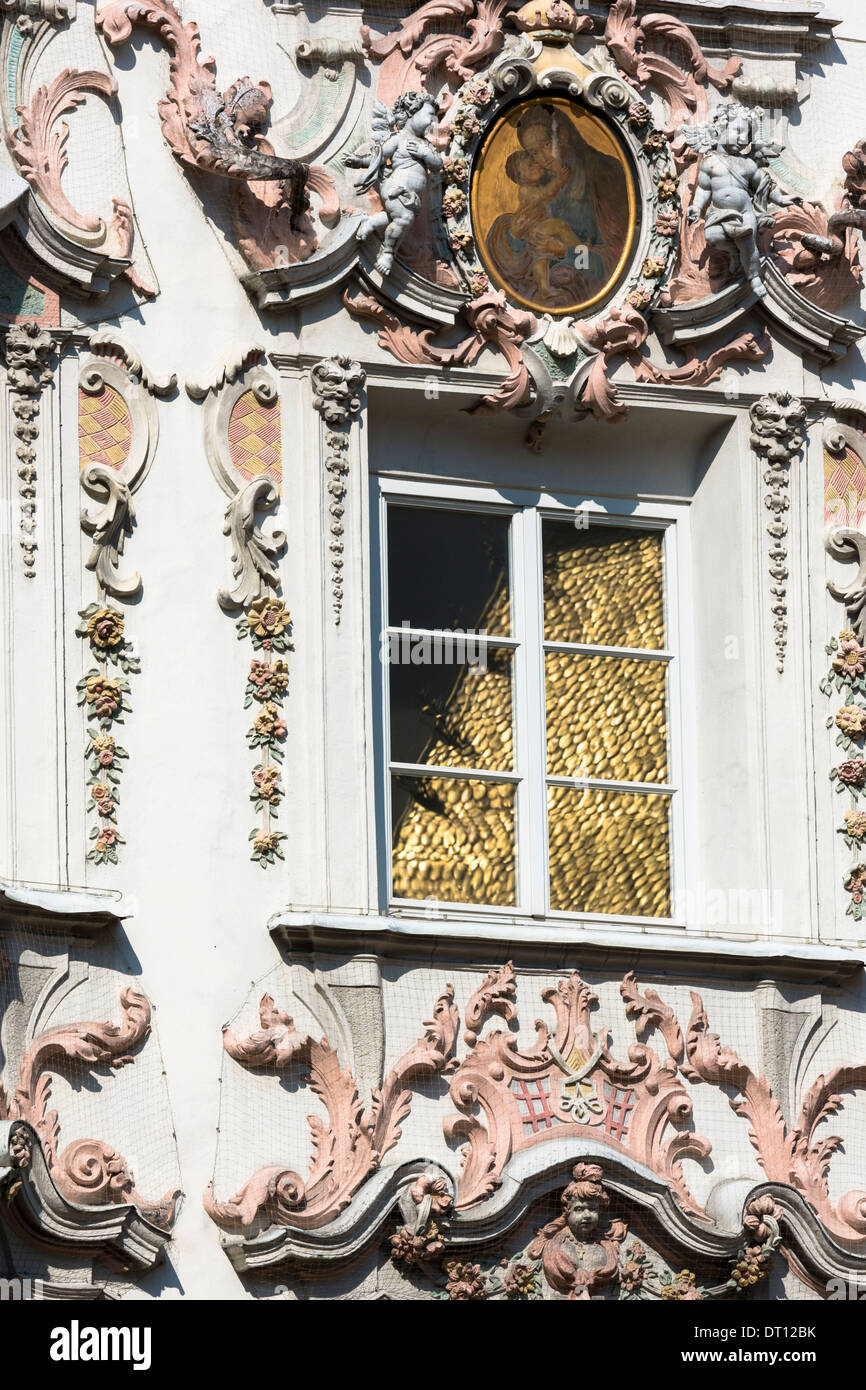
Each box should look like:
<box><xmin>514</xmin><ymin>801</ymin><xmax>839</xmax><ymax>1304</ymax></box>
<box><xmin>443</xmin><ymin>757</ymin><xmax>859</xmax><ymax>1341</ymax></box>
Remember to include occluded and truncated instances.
<box><xmin>547</xmin><ymin>786</ymin><xmax>671</xmax><ymax>917</ymax></box>
<box><xmin>543</xmin><ymin>521</ymin><xmax>665</xmax><ymax>648</ymax></box>
<box><xmin>391</xmin><ymin>775</ymin><xmax>516</xmax><ymax>905</ymax></box>
<box><xmin>545</xmin><ymin>652</ymin><xmax>668</xmax><ymax>783</ymax></box>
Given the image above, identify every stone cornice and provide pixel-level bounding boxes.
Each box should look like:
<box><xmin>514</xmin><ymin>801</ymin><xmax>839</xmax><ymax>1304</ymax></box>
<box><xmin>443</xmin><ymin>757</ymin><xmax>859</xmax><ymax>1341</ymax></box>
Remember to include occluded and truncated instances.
<box><xmin>268</xmin><ymin>910</ymin><xmax>863</xmax><ymax>984</ymax></box>
<box><xmin>0</xmin><ymin>879</ymin><xmax>123</xmax><ymax>937</ymax></box>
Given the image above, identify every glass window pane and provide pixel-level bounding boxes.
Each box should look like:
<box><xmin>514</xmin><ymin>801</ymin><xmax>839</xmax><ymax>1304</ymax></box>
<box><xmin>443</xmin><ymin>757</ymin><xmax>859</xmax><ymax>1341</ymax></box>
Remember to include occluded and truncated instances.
<box><xmin>389</xmin><ymin>647</ymin><xmax>514</xmax><ymax>772</ymax></box>
<box><xmin>543</xmin><ymin>521</ymin><xmax>664</xmax><ymax>649</ymax></box>
<box><xmin>391</xmin><ymin>775</ymin><xmax>515</xmax><ymax>905</ymax></box>
<box><xmin>545</xmin><ymin>652</ymin><xmax>668</xmax><ymax>783</ymax></box>
<box><xmin>547</xmin><ymin>786</ymin><xmax>671</xmax><ymax>917</ymax></box>
<box><xmin>387</xmin><ymin>506</ymin><xmax>511</xmax><ymax>636</ymax></box>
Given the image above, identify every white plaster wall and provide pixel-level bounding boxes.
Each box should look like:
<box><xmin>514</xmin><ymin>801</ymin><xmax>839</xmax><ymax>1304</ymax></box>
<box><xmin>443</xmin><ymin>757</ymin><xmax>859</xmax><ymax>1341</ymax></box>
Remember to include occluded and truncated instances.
<box><xmin>2</xmin><ymin>0</ymin><xmax>866</xmax><ymax>1297</ymax></box>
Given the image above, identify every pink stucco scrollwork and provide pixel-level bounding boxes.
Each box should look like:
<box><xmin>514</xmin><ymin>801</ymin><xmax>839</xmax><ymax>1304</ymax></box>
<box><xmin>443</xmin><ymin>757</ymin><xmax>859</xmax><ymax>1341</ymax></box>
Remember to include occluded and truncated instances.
<box><xmin>205</xmin><ymin>986</ymin><xmax>460</xmax><ymax>1232</ymax></box>
<box><xmin>0</xmin><ymin>987</ymin><xmax>180</xmax><ymax>1228</ymax></box>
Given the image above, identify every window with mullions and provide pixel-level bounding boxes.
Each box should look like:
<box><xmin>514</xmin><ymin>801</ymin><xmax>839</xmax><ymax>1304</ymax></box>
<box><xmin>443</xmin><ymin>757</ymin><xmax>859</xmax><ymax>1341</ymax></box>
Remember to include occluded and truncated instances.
<box><xmin>382</xmin><ymin>498</ymin><xmax>677</xmax><ymax>920</ymax></box>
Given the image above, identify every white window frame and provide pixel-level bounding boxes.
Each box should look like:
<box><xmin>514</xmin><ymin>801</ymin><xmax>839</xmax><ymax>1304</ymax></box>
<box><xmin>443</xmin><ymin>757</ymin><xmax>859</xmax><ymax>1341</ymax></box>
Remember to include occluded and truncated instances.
<box><xmin>373</xmin><ymin>476</ymin><xmax>696</xmax><ymax>929</ymax></box>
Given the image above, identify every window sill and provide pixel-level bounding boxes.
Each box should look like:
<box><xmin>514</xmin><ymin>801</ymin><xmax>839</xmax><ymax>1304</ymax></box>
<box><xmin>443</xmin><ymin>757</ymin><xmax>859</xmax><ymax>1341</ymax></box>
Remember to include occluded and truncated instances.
<box><xmin>268</xmin><ymin>910</ymin><xmax>863</xmax><ymax>985</ymax></box>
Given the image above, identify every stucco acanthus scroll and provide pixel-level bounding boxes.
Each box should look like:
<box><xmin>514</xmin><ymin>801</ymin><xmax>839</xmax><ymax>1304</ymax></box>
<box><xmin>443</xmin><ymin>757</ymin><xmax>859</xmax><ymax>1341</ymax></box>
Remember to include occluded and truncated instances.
<box><xmin>824</xmin><ymin>420</ymin><xmax>866</xmax><ymax>642</ymax></box>
<box><xmin>186</xmin><ymin>347</ymin><xmax>286</xmax><ymax>614</ymax></box>
<box><xmin>78</xmin><ymin>331</ymin><xmax>173</xmax><ymax>601</ymax></box>
<box><xmin>2</xmin><ymin>43</ymin><xmax>153</xmax><ymax>300</ymax></box>
<box><xmin>0</xmin><ymin>979</ymin><xmax>181</xmax><ymax>1246</ymax></box>
<box><xmin>749</xmin><ymin>391</ymin><xmax>807</xmax><ymax>676</ymax></box>
<box><xmin>2</xmin><ymin>321</ymin><xmax>56</xmax><ymax>578</ymax></box>
<box><xmin>207</xmin><ymin>956</ymin><xmax>866</xmax><ymax>1285</ymax></box>
<box><xmin>96</xmin><ymin>0</ymin><xmax>309</xmax><ymax>226</ymax></box>
<box><xmin>311</xmin><ymin>356</ymin><xmax>366</xmax><ymax>624</ymax></box>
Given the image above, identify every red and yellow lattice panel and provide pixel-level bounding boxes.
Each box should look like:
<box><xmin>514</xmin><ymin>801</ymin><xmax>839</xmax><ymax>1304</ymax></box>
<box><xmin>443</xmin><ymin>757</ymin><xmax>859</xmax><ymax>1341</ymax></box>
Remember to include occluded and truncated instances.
<box><xmin>228</xmin><ymin>389</ymin><xmax>282</xmax><ymax>490</ymax></box>
<box><xmin>825</xmin><ymin>443</ymin><xmax>866</xmax><ymax>528</ymax></box>
<box><xmin>78</xmin><ymin>385</ymin><xmax>133</xmax><ymax>472</ymax></box>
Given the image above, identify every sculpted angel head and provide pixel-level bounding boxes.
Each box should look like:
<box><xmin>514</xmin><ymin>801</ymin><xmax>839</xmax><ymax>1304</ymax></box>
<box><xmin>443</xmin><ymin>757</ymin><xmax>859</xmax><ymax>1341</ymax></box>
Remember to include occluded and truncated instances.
<box><xmin>561</xmin><ymin>1161</ymin><xmax>609</xmax><ymax>1239</ymax></box>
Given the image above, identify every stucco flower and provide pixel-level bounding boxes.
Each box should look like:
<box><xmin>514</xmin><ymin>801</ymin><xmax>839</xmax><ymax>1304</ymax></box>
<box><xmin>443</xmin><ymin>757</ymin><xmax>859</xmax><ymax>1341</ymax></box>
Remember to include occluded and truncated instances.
<box><xmin>627</xmin><ymin>288</ymin><xmax>651</xmax><ymax>309</ymax></box>
<box><xmin>470</xmin><ymin>271</ymin><xmax>489</xmax><ymax>297</ymax></box>
<box><xmin>656</xmin><ymin>176</ymin><xmax>678</xmax><ymax>200</ymax></box>
<box><xmin>252</xmin><ymin>765</ymin><xmax>282</xmax><ymax>804</ymax></box>
<box><xmin>837</xmin><ymin>705</ymin><xmax>866</xmax><ymax>738</ymax></box>
<box><xmin>844</xmin><ymin>810</ymin><xmax>866</xmax><ymax>840</ymax></box>
<box><xmin>442</xmin><ymin>155</ymin><xmax>468</xmax><ymax>185</ymax></box>
<box><xmin>641</xmin><ymin>256</ymin><xmax>666</xmax><ymax>278</ymax></box>
<box><xmin>845</xmin><ymin>864</ymin><xmax>866</xmax><ymax>904</ymax></box>
<box><xmin>443</xmin><ymin>1260</ymin><xmax>486</xmax><ymax>1300</ymax></box>
<box><xmin>642</xmin><ymin>128</ymin><xmax>667</xmax><ymax>151</ymax></box>
<box><xmin>84</xmin><ymin>674</ymin><xmax>123</xmax><ymax>722</ymax></box>
<box><xmin>95</xmin><ymin>826</ymin><xmax>118</xmax><ymax>850</ymax></box>
<box><xmin>248</xmin><ymin>660</ymin><xmax>272</xmax><ymax>690</ymax></box>
<box><xmin>619</xmin><ymin>1259</ymin><xmax>645</xmax><ymax>1295</ymax></box>
<box><xmin>464</xmin><ymin>79</ymin><xmax>493</xmax><ymax>107</ymax></box>
<box><xmin>91</xmin><ymin>733</ymin><xmax>116</xmax><ymax>767</ymax></box>
<box><xmin>451</xmin><ymin>107</ymin><xmax>480</xmax><ymax>141</ymax></box>
<box><xmin>833</xmin><ymin>631</ymin><xmax>866</xmax><ymax>678</ymax></box>
<box><xmin>661</xmin><ymin>1269</ymin><xmax>700</xmax><ymax>1300</ymax></box>
<box><xmin>250</xmin><ymin>829</ymin><xmax>286</xmax><ymax>864</ymax></box>
<box><xmin>90</xmin><ymin>783</ymin><xmax>116</xmax><ymax>819</ymax></box>
<box><xmin>443</xmin><ymin>186</ymin><xmax>467</xmax><ymax>219</ymax></box>
<box><xmin>837</xmin><ymin>758</ymin><xmax>866</xmax><ymax>787</ymax></box>
<box><xmin>627</xmin><ymin>102</ymin><xmax>650</xmax><ymax>128</ymax></box>
<box><xmin>389</xmin><ymin>1221</ymin><xmax>445</xmax><ymax>1267</ymax></box>
<box><xmin>253</xmin><ymin>702</ymin><xmax>287</xmax><ymax>742</ymax></box>
<box><xmin>84</xmin><ymin>607</ymin><xmax>125</xmax><ymax>650</ymax></box>
<box><xmin>655</xmin><ymin>210</ymin><xmax>679</xmax><ymax>237</ymax></box>
<box><xmin>502</xmin><ymin>1259</ymin><xmax>538</xmax><ymax>1298</ymax></box>
<box><xmin>248</xmin><ymin>597</ymin><xmax>291</xmax><ymax>641</ymax></box>
<box><xmin>268</xmin><ymin>659</ymin><xmax>289</xmax><ymax>695</ymax></box>
<box><xmin>450</xmin><ymin>229</ymin><xmax>474</xmax><ymax>256</ymax></box>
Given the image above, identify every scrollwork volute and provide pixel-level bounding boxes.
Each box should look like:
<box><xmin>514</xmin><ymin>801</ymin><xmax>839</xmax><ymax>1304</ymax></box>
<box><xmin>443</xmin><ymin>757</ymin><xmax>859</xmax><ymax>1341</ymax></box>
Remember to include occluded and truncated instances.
<box><xmin>187</xmin><ymin>347</ymin><xmax>286</xmax><ymax>614</ymax></box>
<box><xmin>77</xmin><ymin>331</ymin><xmax>172</xmax><ymax>599</ymax></box>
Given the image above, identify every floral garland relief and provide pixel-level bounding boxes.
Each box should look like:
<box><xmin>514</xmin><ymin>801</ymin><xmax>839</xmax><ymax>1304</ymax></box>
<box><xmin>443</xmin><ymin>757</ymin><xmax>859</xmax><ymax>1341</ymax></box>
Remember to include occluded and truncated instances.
<box><xmin>820</xmin><ymin>630</ymin><xmax>866</xmax><ymax>918</ymax></box>
<box><xmin>388</xmin><ymin>1168</ymin><xmax>779</xmax><ymax>1301</ymax></box>
<box><xmin>238</xmin><ymin>595</ymin><xmax>293</xmax><ymax>866</ymax></box>
<box><xmin>75</xmin><ymin>604</ymin><xmax>139</xmax><ymax>865</ymax></box>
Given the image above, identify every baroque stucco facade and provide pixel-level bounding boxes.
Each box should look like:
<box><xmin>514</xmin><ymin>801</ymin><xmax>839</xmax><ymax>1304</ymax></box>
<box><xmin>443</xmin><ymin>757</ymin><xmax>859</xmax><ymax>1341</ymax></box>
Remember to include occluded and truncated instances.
<box><xmin>2</xmin><ymin>0</ymin><xmax>866</xmax><ymax>1302</ymax></box>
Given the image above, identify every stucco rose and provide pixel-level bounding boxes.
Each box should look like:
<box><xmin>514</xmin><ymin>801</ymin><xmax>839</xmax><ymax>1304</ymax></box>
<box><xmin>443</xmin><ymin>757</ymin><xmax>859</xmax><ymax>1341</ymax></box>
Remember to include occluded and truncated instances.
<box><xmin>845</xmin><ymin>864</ymin><xmax>866</xmax><ymax>904</ymax></box>
<box><xmin>837</xmin><ymin>704</ymin><xmax>866</xmax><ymax>738</ymax></box>
<box><xmin>443</xmin><ymin>1259</ymin><xmax>486</xmax><ymax>1300</ymax></box>
<box><xmin>844</xmin><ymin>810</ymin><xmax>866</xmax><ymax>840</ymax></box>
<box><xmin>90</xmin><ymin>783</ymin><xmax>116</xmax><ymax>818</ymax></box>
<box><xmin>837</xmin><ymin>758</ymin><xmax>866</xmax><ymax>787</ymax></box>
<box><xmin>92</xmin><ymin>733</ymin><xmax>116</xmax><ymax>766</ymax></box>
<box><xmin>87</xmin><ymin>607</ymin><xmax>125</xmax><ymax>649</ymax></box>
<box><xmin>85</xmin><ymin>675</ymin><xmax>123</xmax><ymax>721</ymax></box>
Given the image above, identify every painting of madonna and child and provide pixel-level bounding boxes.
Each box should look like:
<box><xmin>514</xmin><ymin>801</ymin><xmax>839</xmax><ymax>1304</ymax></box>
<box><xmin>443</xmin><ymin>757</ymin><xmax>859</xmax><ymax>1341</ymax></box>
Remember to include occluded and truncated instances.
<box><xmin>471</xmin><ymin>97</ymin><xmax>637</xmax><ymax>315</ymax></box>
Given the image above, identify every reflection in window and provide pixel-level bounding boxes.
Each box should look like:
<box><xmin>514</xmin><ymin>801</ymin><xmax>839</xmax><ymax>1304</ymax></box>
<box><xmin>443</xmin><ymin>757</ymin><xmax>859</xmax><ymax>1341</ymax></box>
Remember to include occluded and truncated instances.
<box><xmin>385</xmin><ymin>503</ymin><xmax>675</xmax><ymax>918</ymax></box>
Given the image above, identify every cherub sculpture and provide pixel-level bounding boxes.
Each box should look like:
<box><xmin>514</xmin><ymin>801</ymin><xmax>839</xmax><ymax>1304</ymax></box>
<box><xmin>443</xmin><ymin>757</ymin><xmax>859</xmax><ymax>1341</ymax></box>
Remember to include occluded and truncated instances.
<box><xmin>682</xmin><ymin>101</ymin><xmax>802</xmax><ymax>298</ymax></box>
<box><xmin>346</xmin><ymin>92</ymin><xmax>442</xmax><ymax>276</ymax></box>
<box><xmin>528</xmin><ymin>1162</ymin><xmax>628</xmax><ymax>1300</ymax></box>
